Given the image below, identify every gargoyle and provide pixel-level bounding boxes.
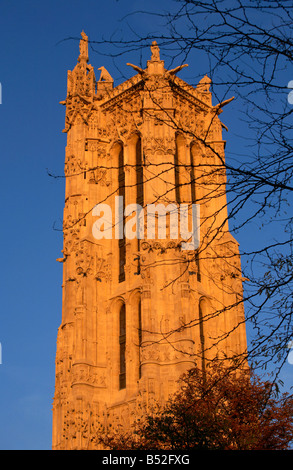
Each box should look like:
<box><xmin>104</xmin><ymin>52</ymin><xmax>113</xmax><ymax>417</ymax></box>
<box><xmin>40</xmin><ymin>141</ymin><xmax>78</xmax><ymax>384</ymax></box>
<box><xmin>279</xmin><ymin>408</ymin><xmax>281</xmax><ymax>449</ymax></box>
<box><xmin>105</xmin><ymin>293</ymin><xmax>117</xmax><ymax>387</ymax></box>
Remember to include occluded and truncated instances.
<box><xmin>98</xmin><ymin>66</ymin><xmax>113</xmax><ymax>82</ymax></box>
<box><xmin>167</xmin><ymin>64</ymin><xmax>188</xmax><ymax>75</ymax></box>
<box><xmin>213</xmin><ymin>96</ymin><xmax>235</xmax><ymax>111</ymax></box>
<box><xmin>126</xmin><ymin>63</ymin><xmax>145</xmax><ymax>75</ymax></box>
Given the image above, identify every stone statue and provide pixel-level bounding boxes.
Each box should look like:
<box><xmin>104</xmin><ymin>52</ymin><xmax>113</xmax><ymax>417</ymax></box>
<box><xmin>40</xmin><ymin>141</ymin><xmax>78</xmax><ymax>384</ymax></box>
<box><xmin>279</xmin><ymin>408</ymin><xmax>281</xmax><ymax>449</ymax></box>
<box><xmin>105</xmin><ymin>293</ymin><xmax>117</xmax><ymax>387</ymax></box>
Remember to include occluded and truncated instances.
<box><xmin>150</xmin><ymin>41</ymin><xmax>160</xmax><ymax>61</ymax></box>
<box><xmin>78</xmin><ymin>31</ymin><xmax>89</xmax><ymax>63</ymax></box>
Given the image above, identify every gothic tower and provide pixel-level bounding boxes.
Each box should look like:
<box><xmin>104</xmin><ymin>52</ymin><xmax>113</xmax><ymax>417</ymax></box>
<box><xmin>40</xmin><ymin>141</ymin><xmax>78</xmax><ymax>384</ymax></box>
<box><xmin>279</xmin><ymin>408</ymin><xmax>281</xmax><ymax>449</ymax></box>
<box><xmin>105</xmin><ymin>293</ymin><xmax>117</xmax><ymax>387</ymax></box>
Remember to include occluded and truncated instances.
<box><xmin>52</xmin><ymin>32</ymin><xmax>247</xmax><ymax>450</ymax></box>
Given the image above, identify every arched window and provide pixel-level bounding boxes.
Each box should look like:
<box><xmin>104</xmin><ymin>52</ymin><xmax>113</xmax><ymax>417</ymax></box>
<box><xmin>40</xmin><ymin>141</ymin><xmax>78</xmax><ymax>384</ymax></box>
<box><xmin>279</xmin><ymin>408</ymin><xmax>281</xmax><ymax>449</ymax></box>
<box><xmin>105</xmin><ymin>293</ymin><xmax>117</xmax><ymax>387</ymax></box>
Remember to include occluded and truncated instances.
<box><xmin>119</xmin><ymin>303</ymin><xmax>126</xmax><ymax>389</ymax></box>
<box><xmin>174</xmin><ymin>137</ymin><xmax>181</xmax><ymax>204</ymax></box>
<box><xmin>191</xmin><ymin>143</ymin><xmax>201</xmax><ymax>281</ymax></box>
<box><xmin>136</xmin><ymin>137</ymin><xmax>144</xmax><ymax>274</ymax></box>
<box><xmin>118</xmin><ymin>146</ymin><xmax>126</xmax><ymax>282</ymax></box>
<box><xmin>199</xmin><ymin>299</ymin><xmax>206</xmax><ymax>373</ymax></box>
<box><xmin>190</xmin><ymin>143</ymin><xmax>197</xmax><ymax>205</ymax></box>
<box><xmin>195</xmin><ymin>252</ymin><xmax>201</xmax><ymax>282</ymax></box>
<box><xmin>136</xmin><ymin>137</ymin><xmax>144</xmax><ymax>207</ymax></box>
<box><xmin>138</xmin><ymin>299</ymin><xmax>142</xmax><ymax>379</ymax></box>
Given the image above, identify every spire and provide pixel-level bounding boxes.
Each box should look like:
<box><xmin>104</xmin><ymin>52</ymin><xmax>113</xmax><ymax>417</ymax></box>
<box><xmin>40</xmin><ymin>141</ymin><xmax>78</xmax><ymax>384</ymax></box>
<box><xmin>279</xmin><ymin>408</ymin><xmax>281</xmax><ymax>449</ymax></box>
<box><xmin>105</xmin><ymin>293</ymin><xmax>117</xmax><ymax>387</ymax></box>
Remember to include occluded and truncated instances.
<box><xmin>61</xmin><ymin>30</ymin><xmax>96</xmax><ymax>132</ymax></box>
<box><xmin>78</xmin><ymin>31</ymin><xmax>89</xmax><ymax>63</ymax></box>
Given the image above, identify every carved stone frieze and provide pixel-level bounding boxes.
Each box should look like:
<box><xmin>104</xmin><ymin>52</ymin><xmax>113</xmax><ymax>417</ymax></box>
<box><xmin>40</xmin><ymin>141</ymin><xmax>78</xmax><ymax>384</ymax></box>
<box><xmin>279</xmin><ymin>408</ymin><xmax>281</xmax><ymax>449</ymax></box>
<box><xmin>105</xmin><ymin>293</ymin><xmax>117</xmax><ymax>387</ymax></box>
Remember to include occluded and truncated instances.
<box><xmin>141</xmin><ymin>341</ymin><xmax>194</xmax><ymax>364</ymax></box>
<box><xmin>95</xmin><ymin>256</ymin><xmax>112</xmax><ymax>282</ymax></box>
<box><xmin>71</xmin><ymin>364</ymin><xmax>107</xmax><ymax>388</ymax></box>
<box><xmin>85</xmin><ymin>138</ymin><xmax>108</xmax><ymax>156</ymax></box>
<box><xmin>74</xmin><ymin>241</ymin><xmax>94</xmax><ymax>277</ymax></box>
<box><xmin>140</xmin><ymin>240</ymin><xmax>181</xmax><ymax>253</ymax></box>
<box><xmin>94</xmin><ymin>167</ymin><xmax>111</xmax><ymax>186</ymax></box>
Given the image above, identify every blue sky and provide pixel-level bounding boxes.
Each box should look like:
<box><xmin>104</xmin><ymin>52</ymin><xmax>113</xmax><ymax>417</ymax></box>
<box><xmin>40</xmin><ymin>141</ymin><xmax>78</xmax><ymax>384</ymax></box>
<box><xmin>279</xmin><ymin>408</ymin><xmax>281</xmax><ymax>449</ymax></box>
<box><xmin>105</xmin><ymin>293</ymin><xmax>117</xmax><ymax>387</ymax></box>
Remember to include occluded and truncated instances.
<box><xmin>0</xmin><ymin>0</ymin><xmax>292</xmax><ymax>450</ymax></box>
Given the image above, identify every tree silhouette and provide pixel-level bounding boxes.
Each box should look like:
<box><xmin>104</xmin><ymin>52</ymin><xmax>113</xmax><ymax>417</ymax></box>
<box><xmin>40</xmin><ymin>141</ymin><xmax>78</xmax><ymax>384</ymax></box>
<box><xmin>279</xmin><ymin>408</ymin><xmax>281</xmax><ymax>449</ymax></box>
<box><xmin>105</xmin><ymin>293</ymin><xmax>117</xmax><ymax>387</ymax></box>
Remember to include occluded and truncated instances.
<box><xmin>51</xmin><ymin>1</ymin><xmax>293</xmax><ymax>393</ymax></box>
<box><xmin>78</xmin><ymin>0</ymin><xmax>293</xmax><ymax>379</ymax></box>
<box><xmin>97</xmin><ymin>362</ymin><xmax>293</xmax><ymax>450</ymax></box>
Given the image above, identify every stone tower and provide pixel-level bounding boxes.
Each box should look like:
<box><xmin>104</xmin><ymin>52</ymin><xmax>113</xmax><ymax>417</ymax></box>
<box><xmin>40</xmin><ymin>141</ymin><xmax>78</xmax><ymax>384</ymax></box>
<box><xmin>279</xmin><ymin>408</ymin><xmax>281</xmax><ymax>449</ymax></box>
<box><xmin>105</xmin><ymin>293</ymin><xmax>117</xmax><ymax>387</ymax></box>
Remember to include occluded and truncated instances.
<box><xmin>52</xmin><ymin>32</ymin><xmax>247</xmax><ymax>450</ymax></box>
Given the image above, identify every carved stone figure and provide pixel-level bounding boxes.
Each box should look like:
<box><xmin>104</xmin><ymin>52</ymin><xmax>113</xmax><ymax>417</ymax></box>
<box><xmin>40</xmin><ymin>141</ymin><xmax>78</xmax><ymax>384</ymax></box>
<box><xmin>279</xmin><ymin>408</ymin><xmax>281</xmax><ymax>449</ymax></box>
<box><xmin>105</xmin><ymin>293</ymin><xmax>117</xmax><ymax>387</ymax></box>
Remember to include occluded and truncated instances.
<box><xmin>98</xmin><ymin>66</ymin><xmax>113</xmax><ymax>83</ymax></box>
<box><xmin>78</xmin><ymin>31</ymin><xmax>89</xmax><ymax>63</ymax></box>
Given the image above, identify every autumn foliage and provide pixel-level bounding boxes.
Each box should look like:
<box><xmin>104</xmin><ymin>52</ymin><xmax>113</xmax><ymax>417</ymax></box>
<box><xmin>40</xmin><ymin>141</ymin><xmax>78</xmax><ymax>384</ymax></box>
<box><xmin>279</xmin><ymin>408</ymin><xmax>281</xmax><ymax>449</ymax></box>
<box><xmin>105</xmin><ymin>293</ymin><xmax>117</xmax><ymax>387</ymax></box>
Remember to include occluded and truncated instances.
<box><xmin>99</xmin><ymin>364</ymin><xmax>293</xmax><ymax>450</ymax></box>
